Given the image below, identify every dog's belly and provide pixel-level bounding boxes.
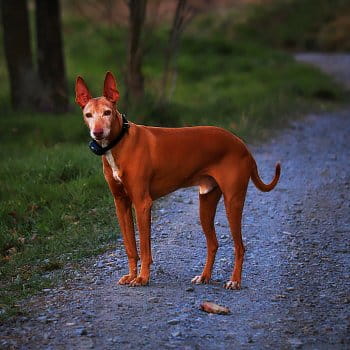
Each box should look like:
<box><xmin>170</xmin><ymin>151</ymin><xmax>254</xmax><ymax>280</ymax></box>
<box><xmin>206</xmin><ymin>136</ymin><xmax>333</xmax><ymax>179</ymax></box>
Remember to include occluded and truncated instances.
<box><xmin>150</xmin><ymin>175</ymin><xmax>218</xmax><ymax>199</ymax></box>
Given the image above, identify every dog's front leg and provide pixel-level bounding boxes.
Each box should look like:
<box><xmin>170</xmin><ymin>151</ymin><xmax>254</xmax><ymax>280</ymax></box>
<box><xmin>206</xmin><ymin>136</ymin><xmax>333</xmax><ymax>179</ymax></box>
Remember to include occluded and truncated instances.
<box><xmin>114</xmin><ymin>196</ymin><xmax>139</xmax><ymax>285</ymax></box>
<box><xmin>130</xmin><ymin>197</ymin><xmax>153</xmax><ymax>286</ymax></box>
<box><xmin>103</xmin><ymin>160</ymin><xmax>139</xmax><ymax>285</ymax></box>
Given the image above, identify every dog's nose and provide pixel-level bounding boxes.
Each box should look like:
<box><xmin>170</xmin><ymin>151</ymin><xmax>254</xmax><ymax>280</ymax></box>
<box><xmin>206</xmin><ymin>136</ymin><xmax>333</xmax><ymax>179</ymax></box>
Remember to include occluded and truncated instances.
<box><xmin>93</xmin><ymin>129</ymin><xmax>104</xmax><ymax>139</ymax></box>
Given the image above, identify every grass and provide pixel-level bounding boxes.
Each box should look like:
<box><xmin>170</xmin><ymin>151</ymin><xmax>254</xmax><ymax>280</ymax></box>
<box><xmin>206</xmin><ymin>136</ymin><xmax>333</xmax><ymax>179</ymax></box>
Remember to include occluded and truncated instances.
<box><xmin>238</xmin><ymin>0</ymin><xmax>350</xmax><ymax>51</ymax></box>
<box><xmin>0</xmin><ymin>112</ymin><xmax>119</xmax><ymax>320</ymax></box>
<box><xmin>0</xmin><ymin>3</ymin><xmax>348</xmax><ymax>320</ymax></box>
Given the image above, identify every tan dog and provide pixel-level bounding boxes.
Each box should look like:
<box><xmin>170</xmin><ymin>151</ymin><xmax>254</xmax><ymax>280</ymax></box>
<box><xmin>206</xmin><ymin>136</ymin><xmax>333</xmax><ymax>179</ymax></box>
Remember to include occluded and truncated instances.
<box><xmin>75</xmin><ymin>72</ymin><xmax>280</xmax><ymax>289</ymax></box>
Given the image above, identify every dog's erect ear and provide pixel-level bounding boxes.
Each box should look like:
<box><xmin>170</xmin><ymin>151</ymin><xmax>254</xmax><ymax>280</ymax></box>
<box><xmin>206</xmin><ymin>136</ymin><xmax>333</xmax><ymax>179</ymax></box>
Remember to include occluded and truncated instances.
<box><xmin>75</xmin><ymin>76</ymin><xmax>92</xmax><ymax>108</ymax></box>
<box><xmin>103</xmin><ymin>71</ymin><xmax>120</xmax><ymax>103</ymax></box>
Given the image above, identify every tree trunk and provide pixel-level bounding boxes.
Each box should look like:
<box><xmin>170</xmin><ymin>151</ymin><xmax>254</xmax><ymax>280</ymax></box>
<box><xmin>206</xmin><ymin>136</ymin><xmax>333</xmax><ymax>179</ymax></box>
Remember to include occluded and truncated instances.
<box><xmin>160</xmin><ymin>0</ymin><xmax>195</xmax><ymax>104</ymax></box>
<box><xmin>35</xmin><ymin>0</ymin><xmax>68</xmax><ymax>113</ymax></box>
<box><xmin>126</xmin><ymin>0</ymin><xmax>147</xmax><ymax>103</ymax></box>
<box><xmin>1</xmin><ymin>0</ymin><xmax>38</xmax><ymax>109</ymax></box>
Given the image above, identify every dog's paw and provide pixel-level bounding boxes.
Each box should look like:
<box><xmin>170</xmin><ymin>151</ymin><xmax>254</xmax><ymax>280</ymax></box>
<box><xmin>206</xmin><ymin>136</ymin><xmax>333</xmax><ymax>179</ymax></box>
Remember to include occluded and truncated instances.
<box><xmin>191</xmin><ymin>275</ymin><xmax>210</xmax><ymax>284</ymax></box>
<box><xmin>224</xmin><ymin>280</ymin><xmax>241</xmax><ymax>290</ymax></box>
<box><xmin>129</xmin><ymin>276</ymin><xmax>149</xmax><ymax>287</ymax></box>
<box><xmin>117</xmin><ymin>274</ymin><xmax>136</xmax><ymax>285</ymax></box>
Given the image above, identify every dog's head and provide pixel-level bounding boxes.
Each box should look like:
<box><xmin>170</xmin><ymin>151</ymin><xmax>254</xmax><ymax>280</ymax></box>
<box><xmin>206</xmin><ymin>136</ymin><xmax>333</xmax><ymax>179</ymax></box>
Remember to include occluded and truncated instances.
<box><xmin>75</xmin><ymin>72</ymin><xmax>120</xmax><ymax>141</ymax></box>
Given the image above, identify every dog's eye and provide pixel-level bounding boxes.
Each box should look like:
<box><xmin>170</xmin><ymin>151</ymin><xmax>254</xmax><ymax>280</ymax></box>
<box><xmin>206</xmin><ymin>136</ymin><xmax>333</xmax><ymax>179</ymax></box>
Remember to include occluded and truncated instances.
<box><xmin>85</xmin><ymin>113</ymin><xmax>92</xmax><ymax>118</ymax></box>
<box><xmin>103</xmin><ymin>110</ymin><xmax>112</xmax><ymax>116</ymax></box>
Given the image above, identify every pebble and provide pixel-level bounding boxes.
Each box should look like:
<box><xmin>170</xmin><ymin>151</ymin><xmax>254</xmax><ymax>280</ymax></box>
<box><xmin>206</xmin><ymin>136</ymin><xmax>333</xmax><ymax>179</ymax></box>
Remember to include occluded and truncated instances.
<box><xmin>148</xmin><ymin>297</ymin><xmax>159</xmax><ymax>303</ymax></box>
<box><xmin>288</xmin><ymin>337</ymin><xmax>303</xmax><ymax>348</ymax></box>
<box><xmin>76</xmin><ymin>327</ymin><xmax>87</xmax><ymax>336</ymax></box>
<box><xmin>167</xmin><ymin>319</ymin><xmax>180</xmax><ymax>325</ymax></box>
<box><xmin>171</xmin><ymin>329</ymin><xmax>182</xmax><ymax>337</ymax></box>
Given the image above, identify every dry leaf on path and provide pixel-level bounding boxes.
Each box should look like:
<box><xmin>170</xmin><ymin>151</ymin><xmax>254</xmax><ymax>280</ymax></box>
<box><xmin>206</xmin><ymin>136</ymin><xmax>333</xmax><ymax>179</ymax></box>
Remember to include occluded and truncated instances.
<box><xmin>200</xmin><ymin>301</ymin><xmax>230</xmax><ymax>315</ymax></box>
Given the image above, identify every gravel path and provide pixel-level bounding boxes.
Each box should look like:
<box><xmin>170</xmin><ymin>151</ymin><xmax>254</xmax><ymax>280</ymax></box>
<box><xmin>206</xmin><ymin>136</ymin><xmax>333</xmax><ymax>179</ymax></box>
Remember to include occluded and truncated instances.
<box><xmin>1</xmin><ymin>55</ymin><xmax>349</xmax><ymax>350</ymax></box>
<box><xmin>295</xmin><ymin>53</ymin><xmax>350</xmax><ymax>88</ymax></box>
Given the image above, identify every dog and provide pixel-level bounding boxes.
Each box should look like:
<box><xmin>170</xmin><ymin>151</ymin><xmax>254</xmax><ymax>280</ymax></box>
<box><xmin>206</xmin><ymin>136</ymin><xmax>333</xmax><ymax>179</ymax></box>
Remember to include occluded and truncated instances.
<box><xmin>75</xmin><ymin>71</ymin><xmax>280</xmax><ymax>289</ymax></box>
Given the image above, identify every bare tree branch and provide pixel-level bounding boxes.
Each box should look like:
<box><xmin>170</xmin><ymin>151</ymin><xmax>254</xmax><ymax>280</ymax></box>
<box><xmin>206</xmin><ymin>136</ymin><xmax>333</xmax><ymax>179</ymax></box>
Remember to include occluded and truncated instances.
<box><xmin>160</xmin><ymin>0</ymin><xmax>198</xmax><ymax>104</ymax></box>
<box><xmin>125</xmin><ymin>0</ymin><xmax>147</xmax><ymax>103</ymax></box>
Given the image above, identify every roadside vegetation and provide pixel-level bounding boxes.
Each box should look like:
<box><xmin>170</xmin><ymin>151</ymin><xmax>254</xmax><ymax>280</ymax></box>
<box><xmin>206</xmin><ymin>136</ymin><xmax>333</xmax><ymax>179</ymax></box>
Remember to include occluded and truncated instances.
<box><xmin>239</xmin><ymin>0</ymin><xmax>350</xmax><ymax>51</ymax></box>
<box><xmin>0</xmin><ymin>0</ymin><xmax>348</xmax><ymax>319</ymax></box>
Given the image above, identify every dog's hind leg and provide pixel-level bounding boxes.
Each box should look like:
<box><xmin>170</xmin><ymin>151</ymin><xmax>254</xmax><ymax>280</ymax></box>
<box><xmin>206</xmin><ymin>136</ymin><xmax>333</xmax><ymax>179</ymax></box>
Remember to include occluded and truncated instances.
<box><xmin>192</xmin><ymin>186</ymin><xmax>222</xmax><ymax>284</ymax></box>
<box><xmin>223</xmin><ymin>186</ymin><xmax>247</xmax><ymax>290</ymax></box>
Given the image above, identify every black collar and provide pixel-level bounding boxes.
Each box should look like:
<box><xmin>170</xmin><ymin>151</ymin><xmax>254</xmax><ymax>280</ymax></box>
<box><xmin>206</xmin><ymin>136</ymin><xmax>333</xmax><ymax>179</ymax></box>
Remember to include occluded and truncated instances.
<box><xmin>88</xmin><ymin>114</ymin><xmax>130</xmax><ymax>156</ymax></box>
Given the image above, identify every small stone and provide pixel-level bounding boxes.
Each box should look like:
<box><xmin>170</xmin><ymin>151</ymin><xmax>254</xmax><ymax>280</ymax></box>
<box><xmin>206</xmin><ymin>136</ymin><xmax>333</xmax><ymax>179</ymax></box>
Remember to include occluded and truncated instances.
<box><xmin>185</xmin><ymin>286</ymin><xmax>194</xmax><ymax>292</ymax></box>
<box><xmin>148</xmin><ymin>297</ymin><xmax>159</xmax><ymax>303</ymax></box>
<box><xmin>96</xmin><ymin>261</ymin><xmax>104</xmax><ymax>268</ymax></box>
<box><xmin>37</xmin><ymin>316</ymin><xmax>47</xmax><ymax>322</ymax></box>
<box><xmin>76</xmin><ymin>327</ymin><xmax>87</xmax><ymax>336</ymax></box>
<box><xmin>275</xmin><ymin>294</ymin><xmax>287</xmax><ymax>299</ymax></box>
<box><xmin>171</xmin><ymin>329</ymin><xmax>182</xmax><ymax>337</ymax></box>
<box><xmin>225</xmin><ymin>333</ymin><xmax>235</xmax><ymax>340</ymax></box>
<box><xmin>167</xmin><ymin>319</ymin><xmax>180</xmax><ymax>325</ymax></box>
<box><xmin>157</xmin><ymin>267</ymin><xmax>165</xmax><ymax>274</ymax></box>
<box><xmin>288</xmin><ymin>337</ymin><xmax>303</xmax><ymax>348</ymax></box>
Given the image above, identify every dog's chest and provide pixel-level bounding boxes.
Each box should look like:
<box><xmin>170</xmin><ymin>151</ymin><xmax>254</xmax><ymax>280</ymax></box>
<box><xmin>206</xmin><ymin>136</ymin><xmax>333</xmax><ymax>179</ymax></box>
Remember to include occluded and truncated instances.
<box><xmin>105</xmin><ymin>151</ymin><xmax>122</xmax><ymax>183</ymax></box>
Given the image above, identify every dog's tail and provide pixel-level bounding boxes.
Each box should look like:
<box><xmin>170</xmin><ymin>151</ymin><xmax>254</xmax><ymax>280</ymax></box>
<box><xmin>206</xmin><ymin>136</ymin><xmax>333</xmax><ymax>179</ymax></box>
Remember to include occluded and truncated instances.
<box><xmin>250</xmin><ymin>158</ymin><xmax>281</xmax><ymax>192</ymax></box>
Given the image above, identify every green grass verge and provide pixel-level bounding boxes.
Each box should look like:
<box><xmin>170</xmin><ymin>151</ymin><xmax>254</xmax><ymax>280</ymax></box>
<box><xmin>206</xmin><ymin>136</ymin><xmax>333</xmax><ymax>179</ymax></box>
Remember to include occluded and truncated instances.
<box><xmin>0</xmin><ymin>4</ymin><xmax>348</xmax><ymax>320</ymax></box>
<box><xmin>0</xmin><ymin>112</ymin><xmax>119</xmax><ymax>320</ymax></box>
<box><xmin>237</xmin><ymin>0</ymin><xmax>350</xmax><ymax>51</ymax></box>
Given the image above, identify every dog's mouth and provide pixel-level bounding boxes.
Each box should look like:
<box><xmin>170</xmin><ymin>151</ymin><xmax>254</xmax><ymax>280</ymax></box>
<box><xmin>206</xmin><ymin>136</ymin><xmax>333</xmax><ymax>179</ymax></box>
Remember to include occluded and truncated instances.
<box><xmin>90</xmin><ymin>130</ymin><xmax>109</xmax><ymax>141</ymax></box>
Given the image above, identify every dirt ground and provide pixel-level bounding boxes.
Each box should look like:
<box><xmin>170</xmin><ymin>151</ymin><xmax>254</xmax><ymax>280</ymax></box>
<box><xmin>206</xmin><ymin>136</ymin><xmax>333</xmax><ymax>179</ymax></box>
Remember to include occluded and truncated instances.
<box><xmin>1</xmin><ymin>54</ymin><xmax>349</xmax><ymax>349</ymax></box>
